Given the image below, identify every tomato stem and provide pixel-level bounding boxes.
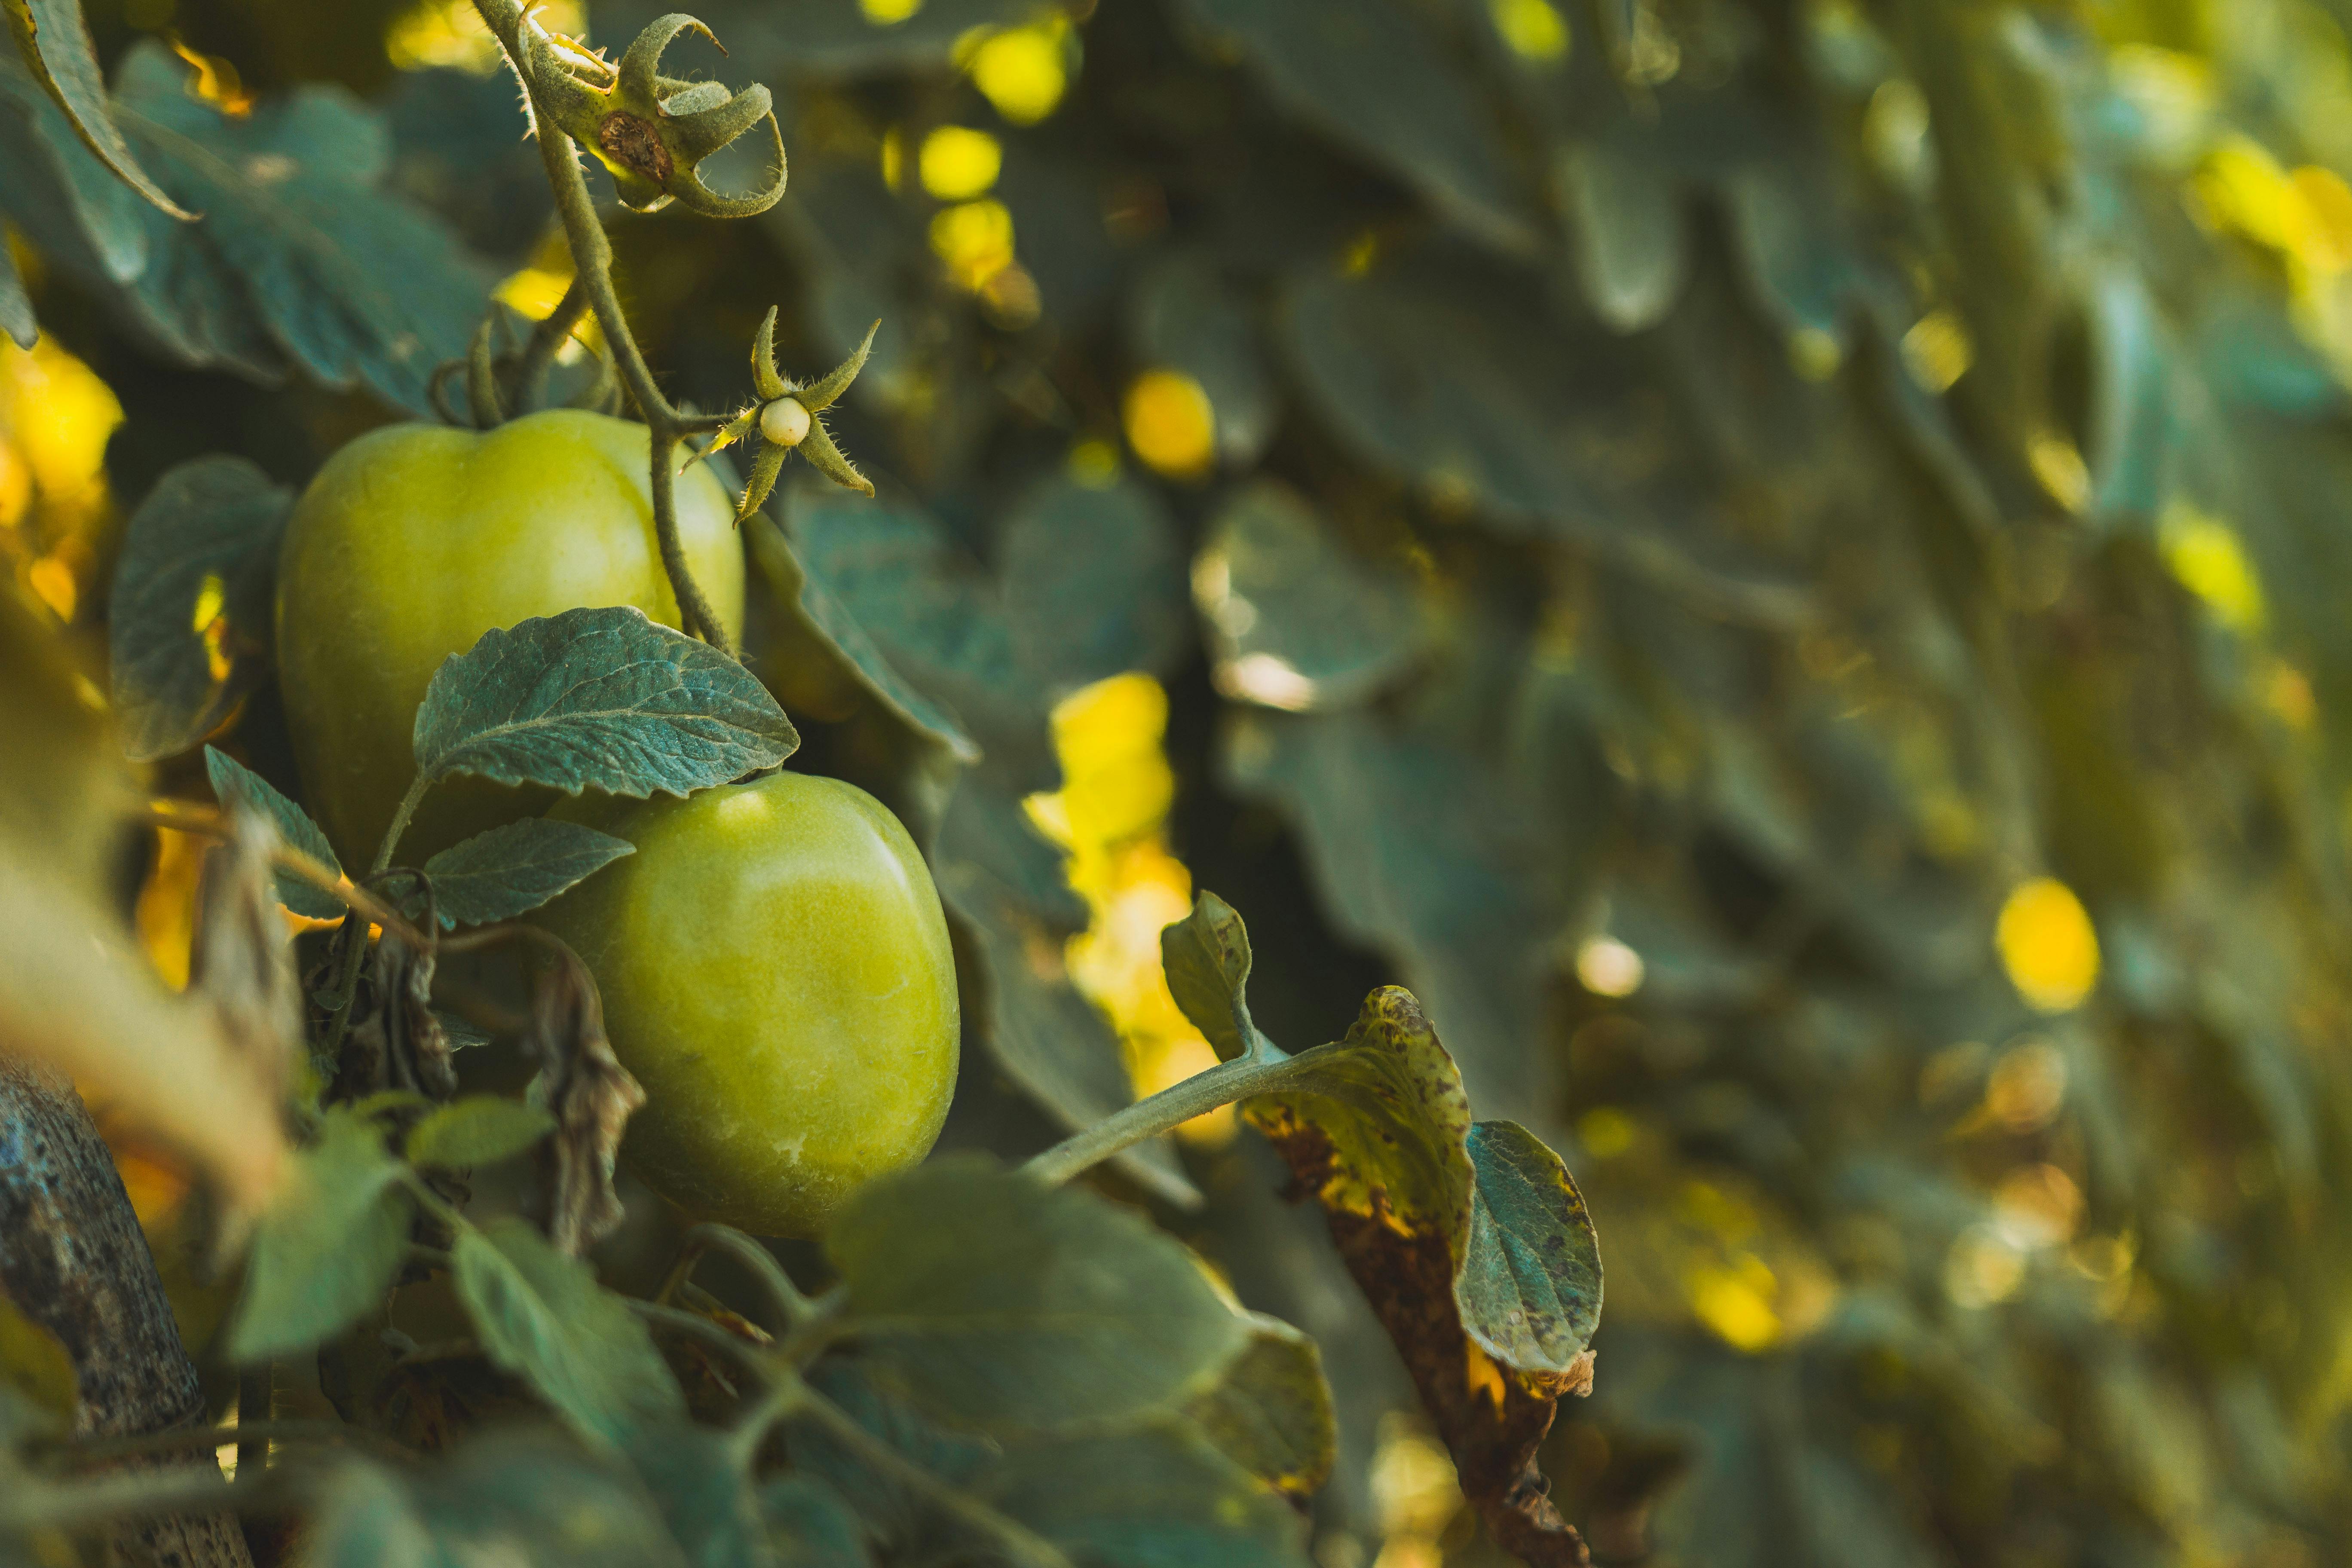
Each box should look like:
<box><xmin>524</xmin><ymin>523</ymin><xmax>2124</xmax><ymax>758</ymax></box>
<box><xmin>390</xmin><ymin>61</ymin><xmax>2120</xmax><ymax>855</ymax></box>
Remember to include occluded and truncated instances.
<box><xmin>1023</xmin><ymin>1041</ymin><xmax>1299</xmax><ymax>1190</ymax></box>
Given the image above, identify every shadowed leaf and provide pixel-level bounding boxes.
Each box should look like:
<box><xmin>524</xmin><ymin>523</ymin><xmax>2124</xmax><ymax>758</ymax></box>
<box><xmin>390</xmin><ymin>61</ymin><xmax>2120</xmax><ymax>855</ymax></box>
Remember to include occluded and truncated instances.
<box><xmin>1183</xmin><ymin>1311</ymin><xmax>1337</xmax><ymax>1500</ymax></box>
<box><xmin>228</xmin><ymin>1109</ymin><xmax>410</xmax><ymax>1361</ymax></box>
<box><xmin>404</xmin><ymin>1096</ymin><xmax>555</xmax><ymax>1170</ymax></box>
<box><xmin>415</xmin><ymin>818</ymin><xmax>635</xmax><ymax>929</ymax></box>
<box><xmin>2</xmin><ymin>0</ymin><xmax>187</xmax><ymax>217</ymax></box>
<box><xmin>977</xmin><ymin>1421</ymin><xmax>1312</xmax><ymax>1568</ymax></box>
<box><xmin>1160</xmin><ymin>890</ymin><xmax>1262</xmax><ymax>1064</ymax></box>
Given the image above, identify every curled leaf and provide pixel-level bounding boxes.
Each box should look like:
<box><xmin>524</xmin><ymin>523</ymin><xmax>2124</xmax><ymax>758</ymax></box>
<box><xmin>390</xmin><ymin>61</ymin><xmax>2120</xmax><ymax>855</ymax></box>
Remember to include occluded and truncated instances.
<box><xmin>522</xmin><ymin>946</ymin><xmax>645</xmax><ymax>1256</ymax></box>
<box><xmin>191</xmin><ymin>804</ymin><xmax>304</xmax><ymax>1109</ymax></box>
<box><xmin>335</xmin><ymin>933</ymin><xmax>456</xmax><ymax>1106</ymax></box>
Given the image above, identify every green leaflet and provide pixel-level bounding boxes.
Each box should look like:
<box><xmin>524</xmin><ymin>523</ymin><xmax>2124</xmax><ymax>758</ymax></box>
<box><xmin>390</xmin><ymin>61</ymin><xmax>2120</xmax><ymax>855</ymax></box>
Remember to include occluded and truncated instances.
<box><xmin>413</xmin><ymin>818</ymin><xmax>635</xmax><ymax>929</ymax></box>
<box><xmin>1181</xmin><ymin>1312</ymin><xmax>1337</xmax><ymax>1501</ymax></box>
<box><xmin>112</xmin><ymin>459</ymin><xmax>289</xmax><ymax>764</ymax></box>
<box><xmin>1458</xmin><ymin>1121</ymin><xmax>1603</xmax><ymax>1379</ymax></box>
<box><xmin>827</xmin><ymin>1158</ymin><xmax>1247</xmax><ymax>1434</ymax></box>
<box><xmin>0</xmin><ymin>227</ymin><xmax>30</xmax><ymax>347</ymax></box>
<box><xmin>761</xmin><ymin>1474</ymin><xmax>871</xmax><ymax>1568</ymax></box>
<box><xmin>0</xmin><ymin>43</ymin><xmax>488</xmax><ymax>413</ymax></box>
<box><xmin>1158</xmin><ymin>890</ymin><xmax>1262</xmax><ymax>1064</ymax></box>
<box><xmin>203</xmin><ymin>744</ymin><xmax>345</xmax><ymax>921</ymax></box>
<box><xmin>412</xmin><ymin>606</ymin><xmax>797</xmax><ymax>801</ymax></box>
<box><xmin>1</xmin><ymin>0</ymin><xmax>186</xmax><ymax>218</ymax></box>
<box><xmin>452</xmin><ymin>1217</ymin><xmax>687</xmax><ymax>1451</ymax></box>
<box><xmin>227</xmin><ymin>1110</ymin><xmax>410</xmax><ymax>1361</ymax></box>
<box><xmin>404</xmin><ymin>1097</ymin><xmax>556</xmax><ymax>1170</ymax></box>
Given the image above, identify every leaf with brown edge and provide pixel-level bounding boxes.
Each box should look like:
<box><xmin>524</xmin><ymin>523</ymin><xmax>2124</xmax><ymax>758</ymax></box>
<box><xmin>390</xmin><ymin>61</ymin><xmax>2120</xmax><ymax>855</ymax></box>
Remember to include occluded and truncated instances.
<box><xmin>520</xmin><ymin>946</ymin><xmax>644</xmax><ymax>1257</ymax></box>
<box><xmin>1242</xmin><ymin>987</ymin><xmax>1595</xmax><ymax>1568</ymax></box>
<box><xmin>1183</xmin><ymin>1309</ymin><xmax>1336</xmax><ymax>1501</ymax></box>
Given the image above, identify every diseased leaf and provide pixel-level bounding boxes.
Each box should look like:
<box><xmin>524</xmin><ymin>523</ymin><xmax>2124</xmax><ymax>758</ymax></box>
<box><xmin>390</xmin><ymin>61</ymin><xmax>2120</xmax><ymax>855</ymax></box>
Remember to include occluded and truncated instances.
<box><xmin>516</xmin><ymin>951</ymin><xmax>645</xmax><ymax>1259</ymax></box>
<box><xmin>1160</xmin><ymin>890</ymin><xmax>1263</xmax><ymax>1063</ymax></box>
<box><xmin>203</xmin><ymin>745</ymin><xmax>343</xmax><ymax>921</ymax></box>
<box><xmin>110</xmin><ymin>458</ymin><xmax>289</xmax><ymax>763</ymax></box>
<box><xmin>975</xmin><ymin>1421</ymin><xmax>1311</xmax><ymax>1568</ymax></box>
<box><xmin>412</xmin><ymin>606</ymin><xmax>796</xmax><ymax>800</ymax></box>
<box><xmin>0</xmin><ymin>43</ymin><xmax>491</xmax><ymax>413</ymax></box>
<box><xmin>1193</xmin><ymin>482</ymin><xmax>1421</xmax><ymax>713</ymax></box>
<box><xmin>416</xmin><ymin>818</ymin><xmax>635</xmax><ymax>929</ymax></box>
<box><xmin>1000</xmin><ymin>474</ymin><xmax>1190</xmax><ymax>695</ymax></box>
<box><xmin>228</xmin><ymin>1109</ymin><xmax>410</xmax><ymax>1361</ymax></box>
<box><xmin>1183</xmin><ymin>1312</ymin><xmax>1338</xmax><ymax>1500</ymax></box>
<box><xmin>452</xmin><ymin>1215</ymin><xmax>686</xmax><ymax>1449</ymax></box>
<box><xmin>2</xmin><ymin>0</ymin><xmax>187</xmax><ymax>217</ymax></box>
<box><xmin>827</xmin><ymin>1157</ymin><xmax>1247</xmax><ymax>1433</ymax></box>
<box><xmin>404</xmin><ymin>1096</ymin><xmax>555</xmax><ymax>1169</ymax></box>
<box><xmin>1175</xmin><ymin>0</ymin><xmax>1538</xmax><ymax>254</ymax></box>
<box><xmin>1458</xmin><ymin>1121</ymin><xmax>1602</xmax><ymax>1382</ymax></box>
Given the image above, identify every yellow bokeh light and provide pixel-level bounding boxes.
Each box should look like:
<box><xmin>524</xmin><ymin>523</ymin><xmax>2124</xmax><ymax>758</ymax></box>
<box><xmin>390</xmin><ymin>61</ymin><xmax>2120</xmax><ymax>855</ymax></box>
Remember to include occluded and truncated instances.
<box><xmin>2159</xmin><ymin>501</ymin><xmax>2265</xmax><ymax>634</ymax></box>
<box><xmin>1574</xmin><ymin>935</ymin><xmax>1645</xmax><ymax>997</ymax></box>
<box><xmin>1123</xmin><ymin>368</ymin><xmax>1216</xmax><ymax>479</ymax></box>
<box><xmin>1577</xmin><ymin>1106</ymin><xmax>1635</xmax><ymax>1159</ymax></box>
<box><xmin>861</xmin><ymin>0</ymin><xmax>924</xmax><ymax>22</ymax></box>
<box><xmin>1996</xmin><ymin>877</ymin><xmax>2099</xmax><ymax>1012</ymax></box>
<box><xmin>135</xmin><ymin>827</ymin><xmax>208</xmax><ymax>992</ymax></box>
<box><xmin>930</xmin><ymin>199</ymin><xmax>1016</xmax><ymax>292</ymax></box>
<box><xmin>1488</xmin><ymin>0</ymin><xmax>1569</xmax><ymax>62</ymax></box>
<box><xmin>919</xmin><ymin>126</ymin><xmax>1003</xmax><ymax>202</ymax></box>
<box><xmin>388</xmin><ymin>0</ymin><xmax>582</xmax><ymax>74</ymax></box>
<box><xmin>1686</xmin><ymin>1254</ymin><xmax>1782</xmax><ymax>1352</ymax></box>
<box><xmin>0</xmin><ymin>335</ymin><xmax>123</xmax><ymax>501</ymax></box>
<box><xmin>2025</xmin><ymin>430</ymin><xmax>2091</xmax><ymax>513</ymax></box>
<box><xmin>1900</xmin><ymin>308</ymin><xmax>1973</xmax><ymax>392</ymax></box>
<box><xmin>968</xmin><ymin>25</ymin><xmax>1068</xmax><ymax>126</ymax></box>
<box><xmin>1985</xmin><ymin>1037</ymin><xmax>2069</xmax><ymax>1131</ymax></box>
<box><xmin>1028</xmin><ymin>674</ymin><xmax>1230</xmax><ymax>1143</ymax></box>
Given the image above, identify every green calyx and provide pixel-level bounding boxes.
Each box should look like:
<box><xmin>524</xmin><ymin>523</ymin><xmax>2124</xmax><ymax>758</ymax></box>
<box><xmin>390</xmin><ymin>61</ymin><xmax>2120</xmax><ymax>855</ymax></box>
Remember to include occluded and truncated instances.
<box><xmin>702</xmin><ymin>308</ymin><xmax>880</xmax><ymax>520</ymax></box>
<box><xmin>519</xmin><ymin>12</ymin><xmax>785</xmax><ymax>220</ymax></box>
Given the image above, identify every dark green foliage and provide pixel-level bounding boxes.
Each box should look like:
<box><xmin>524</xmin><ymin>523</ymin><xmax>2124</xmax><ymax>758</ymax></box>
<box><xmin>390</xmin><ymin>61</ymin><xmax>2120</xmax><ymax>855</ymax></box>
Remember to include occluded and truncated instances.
<box><xmin>410</xmin><ymin>818</ymin><xmax>635</xmax><ymax>929</ymax></box>
<box><xmin>227</xmin><ymin>1108</ymin><xmax>410</xmax><ymax>1361</ymax></box>
<box><xmin>205</xmin><ymin>743</ymin><xmax>345</xmax><ymax>919</ymax></box>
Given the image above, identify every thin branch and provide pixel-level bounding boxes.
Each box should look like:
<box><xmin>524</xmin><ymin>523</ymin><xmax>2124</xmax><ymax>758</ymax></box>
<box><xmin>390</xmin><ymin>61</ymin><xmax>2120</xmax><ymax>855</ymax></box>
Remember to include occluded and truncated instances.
<box><xmin>1022</xmin><ymin>1047</ymin><xmax>1298</xmax><ymax>1189</ymax></box>
<box><xmin>511</xmin><ymin>275</ymin><xmax>593</xmax><ymax>412</ymax></box>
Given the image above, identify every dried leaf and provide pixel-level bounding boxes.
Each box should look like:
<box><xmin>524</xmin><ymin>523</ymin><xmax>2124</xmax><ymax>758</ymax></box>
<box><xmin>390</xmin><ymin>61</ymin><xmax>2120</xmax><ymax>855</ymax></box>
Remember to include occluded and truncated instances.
<box><xmin>521</xmin><ymin>949</ymin><xmax>644</xmax><ymax>1257</ymax></box>
<box><xmin>190</xmin><ymin>804</ymin><xmax>303</xmax><ymax>1109</ymax></box>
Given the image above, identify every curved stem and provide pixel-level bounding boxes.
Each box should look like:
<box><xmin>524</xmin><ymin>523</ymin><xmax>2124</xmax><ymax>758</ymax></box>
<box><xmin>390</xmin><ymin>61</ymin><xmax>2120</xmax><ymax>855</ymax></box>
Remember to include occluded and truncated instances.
<box><xmin>511</xmin><ymin>275</ymin><xmax>592</xmax><ymax>412</ymax></box>
<box><xmin>665</xmin><ymin>1223</ymin><xmax>821</xmax><ymax>1329</ymax></box>
<box><xmin>1023</xmin><ymin>1047</ymin><xmax>1298</xmax><ymax>1189</ymax></box>
<box><xmin>649</xmin><ymin>427</ymin><xmax>729</xmax><ymax>650</ymax></box>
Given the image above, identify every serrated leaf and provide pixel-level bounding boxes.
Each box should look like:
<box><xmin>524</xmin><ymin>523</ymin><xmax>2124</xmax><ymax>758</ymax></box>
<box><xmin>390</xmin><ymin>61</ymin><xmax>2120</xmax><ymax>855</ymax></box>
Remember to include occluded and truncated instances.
<box><xmin>827</xmin><ymin>1157</ymin><xmax>1247</xmax><ymax>1433</ymax></box>
<box><xmin>1175</xmin><ymin>0</ymin><xmax>1537</xmax><ymax>254</ymax></box>
<box><xmin>1458</xmin><ymin>1121</ymin><xmax>1603</xmax><ymax>1380</ymax></box>
<box><xmin>416</xmin><ymin>818</ymin><xmax>634</xmax><ymax>929</ymax></box>
<box><xmin>2</xmin><ymin>0</ymin><xmax>188</xmax><ymax>217</ymax></box>
<box><xmin>1160</xmin><ymin>890</ymin><xmax>1262</xmax><ymax>1063</ymax></box>
<box><xmin>110</xmin><ymin>457</ymin><xmax>289</xmax><ymax>763</ymax></box>
<box><xmin>974</xmin><ymin>1421</ymin><xmax>1311</xmax><ymax>1568</ymax></box>
<box><xmin>999</xmin><ymin>475</ymin><xmax>1190</xmax><ymax>696</ymax></box>
<box><xmin>404</xmin><ymin>1096</ymin><xmax>555</xmax><ymax>1169</ymax></box>
<box><xmin>1182</xmin><ymin>1313</ymin><xmax>1337</xmax><ymax>1500</ymax></box>
<box><xmin>202</xmin><ymin>745</ymin><xmax>344</xmax><ymax>921</ymax></box>
<box><xmin>0</xmin><ymin>43</ymin><xmax>490</xmax><ymax>413</ymax></box>
<box><xmin>452</xmin><ymin>1215</ymin><xmax>686</xmax><ymax>1449</ymax></box>
<box><xmin>412</xmin><ymin>606</ymin><xmax>796</xmax><ymax>802</ymax></box>
<box><xmin>228</xmin><ymin>1109</ymin><xmax>410</xmax><ymax>1361</ymax></box>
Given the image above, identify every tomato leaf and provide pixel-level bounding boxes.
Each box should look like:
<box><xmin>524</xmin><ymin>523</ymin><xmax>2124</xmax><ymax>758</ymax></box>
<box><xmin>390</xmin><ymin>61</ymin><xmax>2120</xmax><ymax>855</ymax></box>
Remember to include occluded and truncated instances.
<box><xmin>1181</xmin><ymin>1312</ymin><xmax>1337</xmax><ymax>1501</ymax></box>
<box><xmin>1</xmin><ymin>0</ymin><xmax>189</xmax><ymax>219</ymax></box>
<box><xmin>998</xmin><ymin>474</ymin><xmax>1190</xmax><ymax>698</ymax></box>
<box><xmin>1159</xmin><ymin>890</ymin><xmax>1264</xmax><ymax>1064</ymax></box>
<box><xmin>0</xmin><ymin>42</ymin><xmax>491</xmax><ymax>413</ymax></box>
<box><xmin>404</xmin><ymin>1097</ymin><xmax>555</xmax><ymax>1170</ymax></box>
<box><xmin>227</xmin><ymin>1109</ymin><xmax>410</xmax><ymax>1361</ymax></box>
<box><xmin>413</xmin><ymin>818</ymin><xmax>635</xmax><ymax>930</ymax></box>
<box><xmin>412</xmin><ymin>606</ymin><xmax>797</xmax><ymax>802</ymax></box>
<box><xmin>971</xmin><ymin>1422</ymin><xmax>1311</xmax><ymax>1568</ymax></box>
<box><xmin>203</xmin><ymin>745</ymin><xmax>345</xmax><ymax>921</ymax></box>
<box><xmin>111</xmin><ymin>459</ymin><xmax>289</xmax><ymax>764</ymax></box>
<box><xmin>622</xmin><ymin>1423</ymin><xmax>774</xmax><ymax>1568</ymax></box>
<box><xmin>1458</xmin><ymin>1121</ymin><xmax>1603</xmax><ymax>1381</ymax></box>
<box><xmin>827</xmin><ymin>1157</ymin><xmax>1247</xmax><ymax>1433</ymax></box>
<box><xmin>451</xmin><ymin>1216</ymin><xmax>686</xmax><ymax>1450</ymax></box>
<box><xmin>0</xmin><ymin>231</ymin><xmax>31</xmax><ymax>348</ymax></box>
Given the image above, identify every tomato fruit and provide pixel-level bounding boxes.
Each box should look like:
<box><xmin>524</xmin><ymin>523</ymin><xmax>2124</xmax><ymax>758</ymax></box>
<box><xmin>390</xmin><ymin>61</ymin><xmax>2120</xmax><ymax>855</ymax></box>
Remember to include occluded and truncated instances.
<box><xmin>534</xmin><ymin>771</ymin><xmax>960</xmax><ymax>1237</ymax></box>
<box><xmin>276</xmin><ymin>409</ymin><xmax>745</xmax><ymax>866</ymax></box>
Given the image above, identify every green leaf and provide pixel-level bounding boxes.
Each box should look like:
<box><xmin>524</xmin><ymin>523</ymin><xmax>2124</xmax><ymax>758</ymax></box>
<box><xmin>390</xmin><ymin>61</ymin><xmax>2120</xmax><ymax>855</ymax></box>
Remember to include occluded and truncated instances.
<box><xmin>625</xmin><ymin>1422</ymin><xmax>777</xmax><ymax>1568</ymax></box>
<box><xmin>228</xmin><ymin>1109</ymin><xmax>410</xmax><ymax>1361</ymax></box>
<box><xmin>203</xmin><ymin>744</ymin><xmax>345</xmax><ymax>920</ymax></box>
<box><xmin>1193</xmin><ymin>481</ymin><xmax>1421</xmax><ymax>712</ymax></box>
<box><xmin>974</xmin><ymin>1421</ymin><xmax>1311</xmax><ymax>1568</ymax></box>
<box><xmin>744</xmin><ymin>513</ymin><xmax>978</xmax><ymax>761</ymax></box>
<box><xmin>110</xmin><ymin>458</ymin><xmax>289</xmax><ymax>764</ymax></box>
<box><xmin>827</xmin><ymin>1157</ymin><xmax>1248</xmax><ymax>1433</ymax></box>
<box><xmin>1457</xmin><ymin>1121</ymin><xmax>1603</xmax><ymax>1380</ymax></box>
<box><xmin>0</xmin><ymin>43</ymin><xmax>491</xmax><ymax>413</ymax></box>
<box><xmin>452</xmin><ymin>1215</ymin><xmax>687</xmax><ymax>1449</ymax></box>
<box><xmin>784</xmin><ymin>1360</ymin><xmax>991</xmax><ymax>1555</ymax></box>
<box><xmin>304</xmin><ymin>1433</ymin><xmax>688</xmax><ymax>1568</ymax></box>
<box><xmin>2</xmin><ymin>0</ymin><xmax>188</xmax><ymax>217</ymax></box>
<box><xmin>412</xmin><ymin>606</ymin><xmax>797</xmax><ymax>800</ymax></box>
<box><xmin>761</xmin><ymin>1475</ymin><xmax>871</xmax><ymax>1568</ymax></box>
<box><xmin>415</xmin><ymin>818</ymin><xmax>635</xmax><ymax>929</ymax></box>
<box><xmin>1160</xmin><ymin>890</ymin><xmax>1263</xmax><ymax>1064</ymax></box>
<box><xmin>404</xmin><ymin>1096</ymin><xmax>556</xmax><ymax>1169</ymax></box>
<box><xmin>0</xmin><ymin>228</ymin><xmax>30</xmax><ymax>347</ymax></box>
<box><xmin>1174</xmin><ymin>0</ymin><xmax>1537</xmax><ymax>254</ymax></box>
<box><xmin>1182</xmin><ymin>1312</ymin><xmax>1338</xmax><ymax>1501</ymax></box>
<box><xmin>999</xmin><ymin>474</ymin><xmax>1190</xmax><ymax>696</ymax></box>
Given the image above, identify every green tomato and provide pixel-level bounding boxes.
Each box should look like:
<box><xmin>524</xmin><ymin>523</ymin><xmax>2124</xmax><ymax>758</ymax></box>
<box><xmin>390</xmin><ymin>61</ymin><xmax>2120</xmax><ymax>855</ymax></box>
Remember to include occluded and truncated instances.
<box><xmin>535</xmin><ymin>771</ymin><xmax>960</xmax><ymax>1237</ymax></box>
<box><xmin>276</xmin><ymin>409</ymin><xmax>745</xmax><ymax>867</ymax></box>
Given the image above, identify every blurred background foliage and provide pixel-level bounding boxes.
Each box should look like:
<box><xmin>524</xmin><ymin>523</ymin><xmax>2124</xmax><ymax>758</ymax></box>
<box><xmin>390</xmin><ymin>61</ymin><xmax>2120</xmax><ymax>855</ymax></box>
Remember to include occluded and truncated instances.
<box><xmin>8</xmin><ymin>0</ymin><xmax>2352</xmax><ymax>1561</ymax></box>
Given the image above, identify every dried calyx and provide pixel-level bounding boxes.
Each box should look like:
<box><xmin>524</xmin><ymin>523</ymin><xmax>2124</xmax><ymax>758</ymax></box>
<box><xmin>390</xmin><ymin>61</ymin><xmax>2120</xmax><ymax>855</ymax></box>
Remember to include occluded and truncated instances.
<box><xmin>518</xmin><ymin>12</ymin><xmax>786</xmax><ymax>219</ymax></box>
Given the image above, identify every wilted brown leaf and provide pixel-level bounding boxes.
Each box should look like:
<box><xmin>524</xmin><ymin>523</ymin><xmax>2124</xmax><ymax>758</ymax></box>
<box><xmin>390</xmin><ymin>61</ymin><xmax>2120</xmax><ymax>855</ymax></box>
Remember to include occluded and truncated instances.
<box><xmin>522</xmin><ymin>946</ymin><xmax>644</xmax><ymax>1256</ymax></box>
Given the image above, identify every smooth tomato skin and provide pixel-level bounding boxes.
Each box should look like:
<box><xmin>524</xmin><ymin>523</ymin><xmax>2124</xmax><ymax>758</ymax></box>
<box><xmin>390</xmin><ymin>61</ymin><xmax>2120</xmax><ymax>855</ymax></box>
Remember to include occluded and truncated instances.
<box><xmin>276</xmin><ymin>409</ymin><xmax>745</xmax><ymax>867</ymax></box>
<box><xmin>534</xmin><ymin>772</ymin><xmax>960</xmax><ymax>1238</ymax></box>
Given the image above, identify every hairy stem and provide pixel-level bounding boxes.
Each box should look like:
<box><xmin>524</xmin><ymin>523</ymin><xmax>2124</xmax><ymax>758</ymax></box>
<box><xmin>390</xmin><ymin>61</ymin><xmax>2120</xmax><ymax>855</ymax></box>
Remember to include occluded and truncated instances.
<box><xmin>511</xmin><ymin>275</ymin><xmax>592</xmax><ymax>411</ymax></box>
<box><xmin>1023</xmin><ymin>1047</ymin><xmax>1298</xmax><ymax>1189</ymax></box>
<box><xmin>663</xmin><ymin>1222</ymin><xmax>821</xmax><ymax>1330</ymax></box>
